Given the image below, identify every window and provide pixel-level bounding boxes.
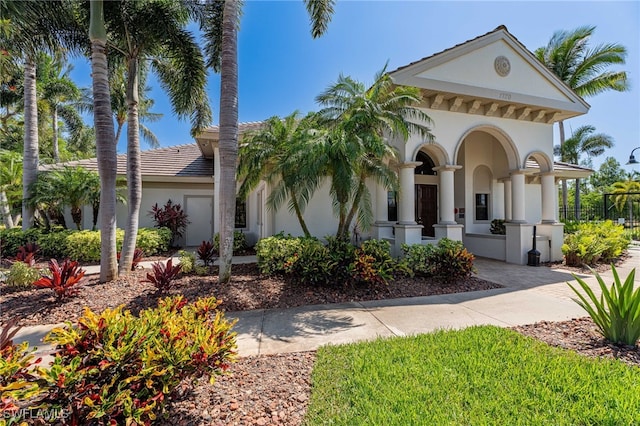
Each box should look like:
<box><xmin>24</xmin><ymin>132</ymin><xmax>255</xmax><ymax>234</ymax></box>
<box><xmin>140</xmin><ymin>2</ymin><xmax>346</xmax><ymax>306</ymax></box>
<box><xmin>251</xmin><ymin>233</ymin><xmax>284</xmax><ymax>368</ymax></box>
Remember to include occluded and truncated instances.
<box><xmin>235</xmin><ymin>198</ymin><xmax>247</xmax><ymax>228</ymax></box>
<box><xmin>475</xmin><ymin>193</ymin><xmax>489</xmax><ymax>221</ymax></box>
<box><xmin>387</xmin><ymin>191</ymin><xmax>398</xmax><ymax>222</ymax></box>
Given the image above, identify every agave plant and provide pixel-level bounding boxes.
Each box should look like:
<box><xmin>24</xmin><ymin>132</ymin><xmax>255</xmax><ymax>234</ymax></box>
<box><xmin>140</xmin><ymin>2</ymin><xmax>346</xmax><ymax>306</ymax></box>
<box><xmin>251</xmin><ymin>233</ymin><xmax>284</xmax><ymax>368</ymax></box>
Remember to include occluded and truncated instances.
<box><xmin>568</xmin><ymin>265</ymin><xmax>639</xmax><ymax>346</ymax></box>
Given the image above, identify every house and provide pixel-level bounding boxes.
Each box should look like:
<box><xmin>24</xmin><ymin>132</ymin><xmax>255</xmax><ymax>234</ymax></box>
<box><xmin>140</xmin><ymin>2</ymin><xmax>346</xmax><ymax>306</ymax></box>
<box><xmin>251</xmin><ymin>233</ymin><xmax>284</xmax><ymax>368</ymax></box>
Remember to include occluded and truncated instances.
<box><xmin>56</xmin><ymin>26</ymin><xmax>593</xmax><ymax>264</ymax></box>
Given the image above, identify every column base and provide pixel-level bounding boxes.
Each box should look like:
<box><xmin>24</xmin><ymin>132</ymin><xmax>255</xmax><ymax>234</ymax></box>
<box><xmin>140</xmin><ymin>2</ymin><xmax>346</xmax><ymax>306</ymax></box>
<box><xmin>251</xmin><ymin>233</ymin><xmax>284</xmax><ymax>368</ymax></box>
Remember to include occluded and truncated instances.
<box><xmin>536</xmin><ymin>223</ymin><xmax>564</xmax><ymax>262</ymax></box>
<box><xmin>505</xmin><ymin>223</ymin><xmax>533</xmax><ymax>265</ymax></box>
<box><xmin>372</xmin><ymin>221</ymin><xmax>395</xmax><ymax>240</ymax></box>
<box><xmin>393</xmin><ymin>223</ymin><xmax>423</xmax><ymax>257</ymax></box>
<box><xmin>433</xmin><ymin>223</ymin><xmax>464</xmax><ymax>241</ymax></box>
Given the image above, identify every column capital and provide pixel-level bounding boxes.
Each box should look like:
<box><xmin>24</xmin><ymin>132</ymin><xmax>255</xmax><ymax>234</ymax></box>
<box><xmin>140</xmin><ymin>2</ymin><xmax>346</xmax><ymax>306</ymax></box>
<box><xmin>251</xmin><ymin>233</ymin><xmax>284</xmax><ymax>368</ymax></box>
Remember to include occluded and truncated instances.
<box><xmin>400</xmin><ymin>161</ymin><xmax>422</xmax><ymax>169</ymax></box>
<box><xmin>433</xmin><ymin>165</ymin><xmax>462</xmax><ymax>172</ymax></box>
<box><xmin>509</xmin><ymin>169</ymin><xmax>527</xmax><ymax>176</ymax></box>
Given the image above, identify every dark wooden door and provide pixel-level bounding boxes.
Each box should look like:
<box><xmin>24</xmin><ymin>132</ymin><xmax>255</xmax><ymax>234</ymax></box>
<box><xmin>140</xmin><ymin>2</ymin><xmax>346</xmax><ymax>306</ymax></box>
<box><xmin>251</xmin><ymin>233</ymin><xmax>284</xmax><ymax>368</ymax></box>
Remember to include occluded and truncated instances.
<box><xmin>416</xmin><ymin>184</ymin><xmax>437</xmax><ymax>237</ymax></box>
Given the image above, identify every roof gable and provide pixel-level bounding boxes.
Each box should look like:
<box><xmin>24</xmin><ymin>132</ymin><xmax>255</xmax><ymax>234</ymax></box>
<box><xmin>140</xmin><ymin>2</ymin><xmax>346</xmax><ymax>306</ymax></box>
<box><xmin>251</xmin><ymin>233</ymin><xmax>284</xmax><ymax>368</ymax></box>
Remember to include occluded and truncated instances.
<box><xmin>390</xmin><ymin>26</ymin><xmax>589</xmax><ymax>121</ymax></box>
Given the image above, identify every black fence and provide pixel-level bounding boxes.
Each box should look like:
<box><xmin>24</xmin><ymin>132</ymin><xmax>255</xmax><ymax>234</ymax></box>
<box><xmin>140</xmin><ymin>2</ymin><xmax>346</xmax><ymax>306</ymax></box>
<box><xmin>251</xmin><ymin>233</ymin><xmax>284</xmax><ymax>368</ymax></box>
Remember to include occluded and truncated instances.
<box><xmin>559</xmin><ymin>192</ymin><xmax>640</xmax><ymax>233</ymax></box>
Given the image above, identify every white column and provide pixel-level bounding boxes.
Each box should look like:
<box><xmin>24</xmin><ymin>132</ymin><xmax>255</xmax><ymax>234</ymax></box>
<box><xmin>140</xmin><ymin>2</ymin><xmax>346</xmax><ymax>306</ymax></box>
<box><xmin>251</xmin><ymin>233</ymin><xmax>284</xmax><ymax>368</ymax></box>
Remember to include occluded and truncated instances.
<box><xmin>540</xmin><ymin>172</ymin><xmax>556</xmax><ymax>223</ymax></box>
<box><xmin>213</xmin><ymin>146</ymin><xmax>221</xmax><ymax>235</ymax></box>
<box><xmin>503</xmin><ymin>179</ymin><xmax>512</xmax><ymax>221</ymax></box>
<box><xmin>375</xmin><ymin>182</ymin><xmax>389</xmax><ymax>223</ymax></box>
<box><xmin>398</xmin><ymin>162</ymin><xmax>421</xmax><ymax>224</ymax></box>
<box><xmin>433</xmin><ymin>165</ymin><xmax>461</xmax><ymax>224</ymax></box>
<box><xmin>510</xmin><ymin>170</ymin><xmax>526</xmax><ymax>223</ymax></box>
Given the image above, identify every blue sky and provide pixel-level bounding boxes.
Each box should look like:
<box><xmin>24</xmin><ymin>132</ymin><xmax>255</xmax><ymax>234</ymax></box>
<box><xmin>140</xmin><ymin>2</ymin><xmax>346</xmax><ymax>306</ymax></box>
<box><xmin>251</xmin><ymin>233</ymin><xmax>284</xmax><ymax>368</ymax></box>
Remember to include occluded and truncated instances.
<box><xmin>70</xmin><ymin>0</ymin><xmax>640</xmax><ymax>171</ymax></box>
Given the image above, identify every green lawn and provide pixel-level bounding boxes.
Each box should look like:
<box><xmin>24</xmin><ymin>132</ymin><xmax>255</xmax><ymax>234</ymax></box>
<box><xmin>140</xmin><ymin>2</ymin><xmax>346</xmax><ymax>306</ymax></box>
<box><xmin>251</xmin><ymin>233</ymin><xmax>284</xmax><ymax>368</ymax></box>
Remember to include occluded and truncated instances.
<box><xmin>305</xmin><ymin>326</ymin><xmax>640</xmax><ymax>425</ymax></box>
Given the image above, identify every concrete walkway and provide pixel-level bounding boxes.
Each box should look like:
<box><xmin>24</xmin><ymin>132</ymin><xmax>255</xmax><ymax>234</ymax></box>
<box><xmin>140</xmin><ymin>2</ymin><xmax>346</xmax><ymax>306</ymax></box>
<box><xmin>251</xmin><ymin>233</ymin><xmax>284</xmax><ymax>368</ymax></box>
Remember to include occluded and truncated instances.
<box><xmin>12</xmin><ymin>246</ymin><xmax>640</xmax><ymax>362</ymax></box>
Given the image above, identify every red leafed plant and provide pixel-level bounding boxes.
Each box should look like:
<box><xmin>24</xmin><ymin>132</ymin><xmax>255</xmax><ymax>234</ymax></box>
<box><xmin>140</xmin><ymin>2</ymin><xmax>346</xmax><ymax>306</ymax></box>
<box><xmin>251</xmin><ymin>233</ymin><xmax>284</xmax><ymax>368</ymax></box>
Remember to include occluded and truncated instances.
<box><xmin>143</xmin><ymin>259</ymin><xmax>182</xmax><ymax>292</ymax></box>
<box><xmin>117</xmin><ymin>247</ymin><xmax>145</xmax><ymax>270</ymax></box>
<box><xmin>33</xmin><ymin>259</ymin><xmax>85</xmax><ymax>299</ymax></box>
<box><xmin>197</xmin><ymin>240</ymin><xmax>216</xmax><ymax>266</ymax></box>
<box><xmin>14</xmin><ymin>243</ymin><xmax>39</xmax><ymax>267</ymax></box>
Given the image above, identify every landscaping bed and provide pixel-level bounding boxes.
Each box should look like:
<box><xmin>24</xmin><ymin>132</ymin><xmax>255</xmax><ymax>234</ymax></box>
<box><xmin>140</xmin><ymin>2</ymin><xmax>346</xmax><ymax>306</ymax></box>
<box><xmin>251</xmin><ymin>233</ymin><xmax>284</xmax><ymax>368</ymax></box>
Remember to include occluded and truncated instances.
<box><xmin>0</xmin><ymin>263</ymin><xmax>499</xmax><ymax>327</ymax></box>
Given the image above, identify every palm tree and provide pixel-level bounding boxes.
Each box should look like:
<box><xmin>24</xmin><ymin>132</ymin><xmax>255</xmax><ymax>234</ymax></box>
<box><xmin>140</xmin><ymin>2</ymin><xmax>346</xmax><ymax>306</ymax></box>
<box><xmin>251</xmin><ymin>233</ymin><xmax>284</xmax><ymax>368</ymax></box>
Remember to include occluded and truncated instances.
<box><xmin>535</xmin><ymin>26</ymin><xmax>629</xmax><ymax>218</ymax></box>
<box><xmin>611</xmin><ymin>178</ymin><xmax>640</xmax><ymax>225</ymax></box>
<box><xmin>1</xmin><ymin>0</ymin><xmax>81</xmax><ymax>230</ymax></box>
<box><xmin>36</xmin><ymin>52</ymin><xmax>84</xmax><ymax>163</ymax></box>
<box><xmin>101</xmin><ymin>0</ymin><xmax>211</xmax><ymax>273</ymax></box>
<box><xmin>554</xmin><ymin>125</ymin><xmax>613</xmax><ymax>219</ymax></box>
<box><xmin>200</xmin><ymin>0</ymin><xmax>335</xmax><ymax>283</ymax></box>
<box><xmin>238</xmin><ymin>112</ymin><xmax>325</xmax><ymax>237</ymax></box>
<box><xmin>316</xmin><ymin>67</ymin><xmax>434</xmax><ymax>239</ymax></box>
<box><xmin>0</xmin><ymin>150</ymin><xmax>22</xmax><ymax>228</ymax></box>
<box><xmin>89</xmin><ymin>0</ymin><xmax>119</xmax><ymax>282</ymax></box>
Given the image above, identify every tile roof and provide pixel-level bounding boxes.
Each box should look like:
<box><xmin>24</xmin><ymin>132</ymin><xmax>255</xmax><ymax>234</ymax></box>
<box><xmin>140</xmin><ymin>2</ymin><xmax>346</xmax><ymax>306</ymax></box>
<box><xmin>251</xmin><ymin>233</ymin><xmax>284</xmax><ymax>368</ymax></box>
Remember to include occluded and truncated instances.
<box><xmin>41</xmin><ymin>143</ymin><xmax>213</xmax><ymax>178</ymax></box>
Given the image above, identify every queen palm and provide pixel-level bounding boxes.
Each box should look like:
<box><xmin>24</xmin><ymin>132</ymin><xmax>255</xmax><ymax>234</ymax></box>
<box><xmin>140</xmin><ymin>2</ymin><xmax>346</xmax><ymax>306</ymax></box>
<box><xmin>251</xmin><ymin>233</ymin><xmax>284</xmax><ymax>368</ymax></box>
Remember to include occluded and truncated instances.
<box><xmin>89</xmin><ymin>0</ymin><xmax>119</xmax><ymax>282</ymax></box>
<box><xmin>101</xmin><ymin>0</ymin><xmax>211</xmax><ymax>273</ymax></box>
<box><xmin>554</xmin><ymin>125</ymin><xmax>613</xmax><ymax>219</ymax></box>
<box><xmin>238</xmin><ymin>112</ymin><xmax>325</xmax><ymax>237</ymax></box>
<box><xmin>611</xmin><ymin>178</ymin><xmax>640</xmax><ymax>225</ymax></box>
<box><xmin>535</xmin><ymin>26</ymin><xmax>629</xmax><ymax>217</ymax></box>
<box><xmin>1</xmin><ymin>0</ymin><xmax>81</xmax><ymax>230</ymax></box>
<box><xmin>316</xmin><ymin>67</ymin><xmax>434</xmax><ymax>239</ymax></box>
<box><xmin>200</xmin><ymin>0</ymin><xmax>335</xmax><ymax>282</ymax></box>
<box><xmin>36</xmin><ymin>52</ymin><xmax>85</xmax><ymax>163</ymax></box>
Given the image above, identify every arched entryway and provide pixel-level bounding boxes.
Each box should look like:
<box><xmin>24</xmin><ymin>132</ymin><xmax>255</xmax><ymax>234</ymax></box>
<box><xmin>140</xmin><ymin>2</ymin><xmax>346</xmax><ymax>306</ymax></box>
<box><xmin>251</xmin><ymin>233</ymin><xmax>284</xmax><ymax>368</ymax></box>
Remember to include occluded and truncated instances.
<box><xmin>414</xmin><ymin>151</ymin><xmax>438</xmax><ymax>237</ymax></box>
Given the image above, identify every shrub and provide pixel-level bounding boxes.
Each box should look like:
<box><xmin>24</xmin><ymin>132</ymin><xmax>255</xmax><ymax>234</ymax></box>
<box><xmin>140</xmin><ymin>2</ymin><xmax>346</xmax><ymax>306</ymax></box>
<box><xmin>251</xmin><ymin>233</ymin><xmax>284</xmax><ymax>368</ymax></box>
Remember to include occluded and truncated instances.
<box><xmin>0</xmin><ymin>320</ymin><xmax>42</xmax><ymax>417</ymax></box>
<box><xmin>143</xmin><ymin>259</ymin><xmax>182</xmax><ymax>292</ymax></box>
<box><xmin>4</xmin><ymin>261</ymin><xmax>41</xmax><ymax>289</ymax></box>
<box><xmin>568</xmin><ymin>266</ymin><xmax>639</xmax><ymax>346</ymax></box>
<box><xmin>197</xmin><ymin>240</ymin><xmax>216</xmax><ymax>266</ymax></box>
<box><xmin>286</xmin><ymin>238</ymin><xmax>333</xmax><ymax>285</ymax></box>
<box><xmin>359</xmin><ymin>239</ymin><xmax>400</xmax><ymax>281</ymax></box>
<box><xmin>213</xmin><ymin>230</ymin><xmax>247</xmax><ymax>254</ymax></box>
<box><xmin>429</xmin><ymin>238</ymin><xmax>475</xmax><ymax>283</ymax></box>
<box><xmin>148</xmin><ymin>200</ymin><xmax>190</xmax><ymax>247</ymax></box>
<box><xmin>117</xmin><ymin>247</ymin><xmax>145</xmax><ymax>271</ymax></box>
<box><xmin>490</xmin><ymin>219</ymin><xmax>506</xmax><ymax>235</ymax></box>
<box><xmin>401</xmin><ymin>243</ymin><xmax>435</xmax><ymax>276</ymax></box>
<box><xmin>37</xmin><ymin>296</ymin><xmax>236</xmax><ymax>424</ymax></box>
<box><xmin>402</xmin><ymin>238</ymin><xmax>475</xmax><ymax>283</ymax></box>
<box><xmin>33</xmin><ymin>259</ymin><xmax>86</xmax><ymax>300</ymax></box>
<box><xmin>37</xmin><ymin>227</ymin><xmax>72</xmax><ymax>259</ymax></box>
<box><xmin>0</xmin><ymin>227</ymin><xmax>37</xmax><ymax>257</ymax></box>
<box><xmin>256</xmin><ymin>234</ymin><xmax>308</xmax><ymax>275</ymax></box>
<box><xmin>137</xmin><ymin>226</ymin><xmax>171</xmax><ymax>255</ymax></box>
<box><xmin>562</xmin><ymin>221</ymin><xmax>629</xmax><ymax>266</ymax></box>
<box><xmin>14</xmin><ymin>243</ymin><xmax>39</xmax><ymax>266</ymax></box>
<box><xmin>350</xmin><ymin>251</ymin><xmax>386</xmax><ymax>285</ymax></box>
<box><xmin>178</xmin><ymin>250</ymin><xmax>196</xmax><ymax>274</ymax></box>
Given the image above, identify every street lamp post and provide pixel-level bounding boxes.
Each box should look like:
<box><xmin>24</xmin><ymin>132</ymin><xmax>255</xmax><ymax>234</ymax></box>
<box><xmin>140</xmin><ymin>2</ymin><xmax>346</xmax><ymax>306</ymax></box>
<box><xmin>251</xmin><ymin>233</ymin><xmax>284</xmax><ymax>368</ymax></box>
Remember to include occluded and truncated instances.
<box><xmin>628</xmin><ymin>147</ymin><xmax>640</xmax><ymax>165</ymax></box>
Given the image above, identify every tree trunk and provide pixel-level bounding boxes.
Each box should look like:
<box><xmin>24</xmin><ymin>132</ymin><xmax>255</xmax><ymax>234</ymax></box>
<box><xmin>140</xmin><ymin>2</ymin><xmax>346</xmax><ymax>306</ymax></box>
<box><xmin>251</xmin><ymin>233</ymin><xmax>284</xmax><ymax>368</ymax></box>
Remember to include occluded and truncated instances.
<box><xmin>119</xmin><ymin>56</ymin><xmax>142</xmax><ymax>274</ymax></box>
<box><xmin>558</xmin><ymin>120</ymin><xmax>568</xmax><ymax>220</ymax></box>
<box><xmin>342</xmin><ymin>176</ymin><xmax>366</xmax><ymax>240</ymax></box>
<box><xmin>218</xmin><ymin>0</ymin><xmax>240</xmax><ymax>284</ymax></box>
<box><xmin>52</xmin><ymin>107</ymin><xmax>60</xmax><ymax>163</ymax></box>
<box><xmin>0</xmin><ymin>190</ymin><xmax>14</xmax><ymax>228</ymax></box>
<box><xmin>289</xmin><ymin>188</ymin><xmax>311</xmax><ymax>237</ymax></box>
<box><xmin>22</xmin><ymin>57</ymin><xmax>38</xmax><ymax>230</ymax></box>
<box><xmin>90</xmin><ymin>0</ymin><xmax>118</xmax><ymax>282</ymax></box>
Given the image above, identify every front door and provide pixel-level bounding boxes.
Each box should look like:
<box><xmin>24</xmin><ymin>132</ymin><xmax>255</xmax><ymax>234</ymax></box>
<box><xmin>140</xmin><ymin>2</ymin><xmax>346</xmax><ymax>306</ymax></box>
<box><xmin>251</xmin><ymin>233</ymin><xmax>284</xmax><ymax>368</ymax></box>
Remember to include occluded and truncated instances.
<box><xmin>185</xmin><ymin>196</ymin><xmax>213</xmax><ymax>246</ymax></box>
<box><xmin>416</xmin><ymin>184</ymin><xmax>437</xmax><ymax>237</ymax></box>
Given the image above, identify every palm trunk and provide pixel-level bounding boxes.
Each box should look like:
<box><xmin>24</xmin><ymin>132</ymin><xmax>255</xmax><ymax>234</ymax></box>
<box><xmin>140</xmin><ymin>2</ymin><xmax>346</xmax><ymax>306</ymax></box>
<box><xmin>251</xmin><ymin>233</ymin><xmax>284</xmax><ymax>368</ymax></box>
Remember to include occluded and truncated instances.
<box><xmin>114</xmin><ymin>121</ymin><xmax>124</xmax><ymax>145</ymax></box>
<box><xmin>0</xmin><ymin>190</ymin><xmax>14</xmax><ymax>228</ymax></box>
<box><xmin>289</xmin><ymin>188</ymin><xmax>311</xmax><ymax>237</ymax></box>
<box><xmin>90</xmin><ymin>0</ymin><xmax>118</xmax><ymax>282</ymax></box>
<box><xmin>558</xmin><ymin>120</ymin><xmax>568</xmax><ymax>220</ymax></box>
<box><xmin>52</xmin><ymin>107</ymin><xmax>60</xmax><ymax>163</ymax></box>
<box><xmin>218</xmin><ymin>0</ymin><xmax>240</xmax><ymax>283</ymax></box>
<box><xmin>22</xmin><ymin>57</ymin><xmax>38</xmax><ymax>230</ymax></box>
<box><xmin>119</xmin><ymin>56</ymin><xmax>142</xmax><ymax>275</ymax></box>
<box><xmin>342</xmin><ymin>176</ymin><xmax>366</xmax><ymax>240</ymax></box>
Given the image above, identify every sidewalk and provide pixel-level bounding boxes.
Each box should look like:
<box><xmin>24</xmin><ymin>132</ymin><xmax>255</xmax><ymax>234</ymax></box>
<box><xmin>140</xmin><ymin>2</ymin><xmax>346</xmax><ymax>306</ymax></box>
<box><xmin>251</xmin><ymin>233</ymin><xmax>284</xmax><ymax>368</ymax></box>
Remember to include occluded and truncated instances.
<box><xmin>12</xmin><ymin>247</ymin><xmax>640</xmax><ymax>362</ymax></box>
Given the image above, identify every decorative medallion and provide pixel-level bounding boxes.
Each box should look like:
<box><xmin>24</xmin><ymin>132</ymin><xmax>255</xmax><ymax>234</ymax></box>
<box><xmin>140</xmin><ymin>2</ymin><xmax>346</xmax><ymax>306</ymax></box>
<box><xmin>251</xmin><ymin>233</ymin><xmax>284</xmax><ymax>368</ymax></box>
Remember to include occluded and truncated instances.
<box><xmin>494</xmin><ymin>56</ymin><xmax>511</xmax><ymax>77</ymax></box>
